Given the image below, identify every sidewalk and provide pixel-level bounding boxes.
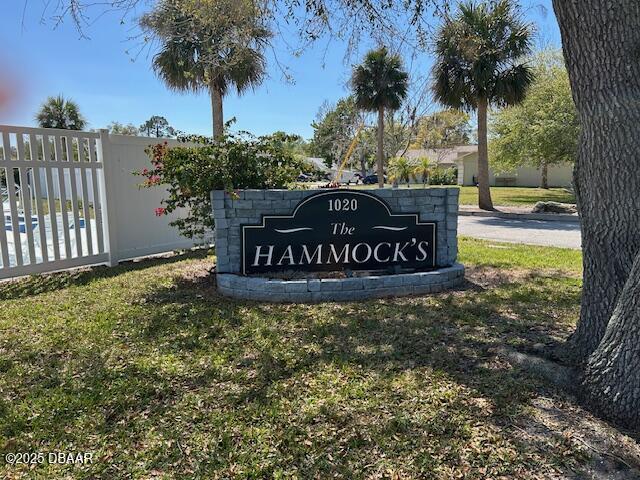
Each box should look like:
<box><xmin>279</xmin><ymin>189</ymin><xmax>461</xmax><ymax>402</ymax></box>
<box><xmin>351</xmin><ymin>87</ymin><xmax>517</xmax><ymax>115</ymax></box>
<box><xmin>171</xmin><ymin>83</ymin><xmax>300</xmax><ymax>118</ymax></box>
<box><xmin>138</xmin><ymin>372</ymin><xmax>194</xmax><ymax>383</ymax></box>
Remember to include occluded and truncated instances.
<box><xmin>459</xmin><ymin>205</ymin><xmax>580</xmax><ymax>223</ymax></box>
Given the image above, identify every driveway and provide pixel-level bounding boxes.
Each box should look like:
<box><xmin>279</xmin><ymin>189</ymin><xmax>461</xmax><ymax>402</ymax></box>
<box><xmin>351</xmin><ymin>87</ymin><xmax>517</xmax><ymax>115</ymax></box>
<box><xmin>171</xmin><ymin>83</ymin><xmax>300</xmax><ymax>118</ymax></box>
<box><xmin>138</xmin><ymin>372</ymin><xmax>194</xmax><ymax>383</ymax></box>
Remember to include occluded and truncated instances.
<box><xmin>458</xmin><ymin>216</ymin><xmax>582</xmax><ymax>249</ymax></box>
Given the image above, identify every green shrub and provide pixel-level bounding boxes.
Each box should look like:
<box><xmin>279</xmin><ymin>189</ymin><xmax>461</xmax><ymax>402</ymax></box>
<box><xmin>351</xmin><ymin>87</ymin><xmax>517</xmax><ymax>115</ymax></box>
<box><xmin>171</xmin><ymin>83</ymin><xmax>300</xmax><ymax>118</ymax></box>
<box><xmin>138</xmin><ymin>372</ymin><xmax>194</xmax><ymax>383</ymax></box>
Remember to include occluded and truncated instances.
<box><xmin>388</xmin><ymin>157</ymin><xmax>415</xmax><ymax>186</ymax></box>
<box><xmin>429</xmin><ymin>167</ymin><xmax>458</xmax><ymax>185</ymax></box>
<box><xmin>138</xmin><ymin>132</ymin><xmax>303</xmax><ymax>238</ymax></box>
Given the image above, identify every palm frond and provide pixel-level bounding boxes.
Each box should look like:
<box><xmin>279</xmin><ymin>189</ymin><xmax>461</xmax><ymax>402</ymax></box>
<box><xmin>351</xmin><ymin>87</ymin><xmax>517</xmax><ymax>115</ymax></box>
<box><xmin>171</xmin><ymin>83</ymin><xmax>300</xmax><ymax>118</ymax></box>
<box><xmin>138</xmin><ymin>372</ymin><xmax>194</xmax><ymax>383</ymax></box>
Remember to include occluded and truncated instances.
<box><xmin>140</xmin><ymin>0</ymin><xmax>269</xmax><ymax>100</ymax></box>
<box><xmin>153</xmin><ymin>43</ymin><xmax>204</xmax><ymax>93</ymax></box>
<box><xmin>35</xmin><ymin>94</ymin><xmax>86</xmax><ymax>130</ymax></box>
<box><xmin>493</xmin><ymin>63</ymin><xmax>535</xmax><ymax>106</ymax></box>
<box><xmin>350</xmin><ymin>46</ymin><xmax>409</xmax><ymax>113</ymax></box>
<box><xmin>431</xmin><ymin>0</ymin><xmax>534</xmax><ymax>109</ymax></box>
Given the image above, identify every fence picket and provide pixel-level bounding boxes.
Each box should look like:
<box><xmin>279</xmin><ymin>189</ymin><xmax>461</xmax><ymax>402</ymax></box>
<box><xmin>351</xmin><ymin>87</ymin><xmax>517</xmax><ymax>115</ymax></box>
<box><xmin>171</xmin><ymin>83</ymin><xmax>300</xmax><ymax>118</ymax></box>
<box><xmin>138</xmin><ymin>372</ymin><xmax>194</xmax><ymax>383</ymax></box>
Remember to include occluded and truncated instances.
<box><xmin>29</xmin><ymin>133</ymin><xmax>48</xmax><ymax>263</ymax></box>
<box><xmin>16</xmin><ymin>134</ymin><xmax>36</xmax><ymax>264</ymax></box>
<box><xmin>3</xmin><ymin>131</ymin><xmax>24</xmax><ymax>266</ymax></box>
<box><xmin>54</xmin><ymin>135</ymin><xmax>72</xmax><ymax>259</ymax></box>
<box><xmin>42</xmin><ymin>136</ymin><xmax>61</xmax><ymax>261</ymax></box>
<box><xmin>88</xmin><ymin>139</ymin><xmax>105</xmax><ymax>254</ymax></box>
<box><xmin>65</xmin><ymin>136</ymin><xmax>83</xmax><ymax>257</ymax></box>
<box><xmin>78</xmin><ymin>139</ymin><xmax>93</xmax><ymax>256</ymax></box>
<box><xmin>0</xmin><ymin>132</ymin><xmax>11</xmax><ymax>267</ymax></box>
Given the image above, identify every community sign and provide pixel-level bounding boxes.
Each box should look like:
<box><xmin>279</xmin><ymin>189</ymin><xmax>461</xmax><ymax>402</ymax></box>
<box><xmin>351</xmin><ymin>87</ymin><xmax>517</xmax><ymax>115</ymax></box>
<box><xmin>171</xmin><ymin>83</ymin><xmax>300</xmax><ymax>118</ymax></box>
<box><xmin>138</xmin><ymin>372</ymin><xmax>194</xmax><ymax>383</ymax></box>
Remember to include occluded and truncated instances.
<box><xmin>241</xmin><ymin>190</ymin><xmax>436</xmax><ymax>274</ymax></box>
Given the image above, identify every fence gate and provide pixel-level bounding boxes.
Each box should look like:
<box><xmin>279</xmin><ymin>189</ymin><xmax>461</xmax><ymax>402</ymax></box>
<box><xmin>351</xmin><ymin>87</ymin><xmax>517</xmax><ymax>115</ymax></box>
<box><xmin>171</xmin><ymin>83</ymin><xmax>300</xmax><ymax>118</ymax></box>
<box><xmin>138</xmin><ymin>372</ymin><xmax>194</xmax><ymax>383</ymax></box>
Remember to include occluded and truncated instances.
<box><xmin>0</xmin><ymin>125</ymin><xmax>110</xmax><ymax>279</ymax></box>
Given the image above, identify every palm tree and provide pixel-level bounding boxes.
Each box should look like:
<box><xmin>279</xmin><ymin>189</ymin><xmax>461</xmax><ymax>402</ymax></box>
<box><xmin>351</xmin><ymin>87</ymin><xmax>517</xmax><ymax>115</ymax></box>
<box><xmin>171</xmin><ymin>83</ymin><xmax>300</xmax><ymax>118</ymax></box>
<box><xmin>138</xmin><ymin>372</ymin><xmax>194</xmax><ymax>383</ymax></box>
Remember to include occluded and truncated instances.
<box><xmin>432</xmin><ymin>0</ymin><xmax>534</xmax><ymax>210</ymax></box>
<box><xmin>35</xmin><ymin>95</ymin><xmax>86</xmax><ymax>130</ymax></box>
<box><xmin>140</xmin><ymin>0</ymin><xmax>270</xmax><ymax>141</ymax></box>
<box><xmin>351</xmin><ymin>47</ymin><xmax>409</xmax><ymax>188</ymax></box>
<box><xmin>413</xmin><ymin>156</ymin><xmax>433</xmax><ymax>187</ymax></box>
<box><xmin>389</xmin><ymin>157</ymin><xmax>414</xmax><ymax>187</ymax></box>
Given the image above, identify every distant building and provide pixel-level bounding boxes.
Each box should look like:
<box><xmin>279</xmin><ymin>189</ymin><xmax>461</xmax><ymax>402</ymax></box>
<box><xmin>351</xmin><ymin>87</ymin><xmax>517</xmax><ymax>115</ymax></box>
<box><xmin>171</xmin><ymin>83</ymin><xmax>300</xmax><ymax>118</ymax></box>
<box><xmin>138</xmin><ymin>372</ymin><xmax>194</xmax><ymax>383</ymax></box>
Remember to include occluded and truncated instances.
<box><xmin>303</xmin><ymin>157</ymin><xmax>359</xmax><ymax>184</ymax></box>
<box><xmin>402</xmin><ymin>146</ymin><xmax>477</xmax><ymax>170</ymax></box>
<box><xmin>305</xmin><ymin>157</ymin><xmax>331</xmax><ymax>173</ymax></box>
<box><xmin>402</xmin><ymin>146</ymin><xmax>573</xmax><ymax>188</ymax></box>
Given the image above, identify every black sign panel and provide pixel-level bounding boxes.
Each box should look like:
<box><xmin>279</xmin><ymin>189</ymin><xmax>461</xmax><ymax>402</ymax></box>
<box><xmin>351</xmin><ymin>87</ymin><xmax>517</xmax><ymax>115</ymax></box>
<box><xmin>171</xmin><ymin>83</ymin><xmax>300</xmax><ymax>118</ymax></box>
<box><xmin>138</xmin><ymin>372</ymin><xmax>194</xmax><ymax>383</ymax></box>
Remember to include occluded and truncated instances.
<box><xmin>241</xmin><ymin>190</ymin><xmax>436</xmax><ymax>274</ymax></box>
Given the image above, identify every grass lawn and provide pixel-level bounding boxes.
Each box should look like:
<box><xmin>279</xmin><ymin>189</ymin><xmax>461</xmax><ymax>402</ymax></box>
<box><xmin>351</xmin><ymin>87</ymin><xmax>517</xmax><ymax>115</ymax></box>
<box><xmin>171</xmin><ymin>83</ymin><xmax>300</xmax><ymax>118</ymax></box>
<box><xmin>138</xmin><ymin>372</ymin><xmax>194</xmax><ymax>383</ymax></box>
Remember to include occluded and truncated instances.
<box><xmin>344</xmin><ymin>184</ymin><xmax>576</xmax><ymax>207</ymax></box>
<box><xmin>1</xmin><ymin>239</ymin><xmax>637</xmax><ymax>479</ymax></box>
<box><xmin>456</xmin><ymin>187</ymin><xmax>575</xmax><ymax>207</ymax></box>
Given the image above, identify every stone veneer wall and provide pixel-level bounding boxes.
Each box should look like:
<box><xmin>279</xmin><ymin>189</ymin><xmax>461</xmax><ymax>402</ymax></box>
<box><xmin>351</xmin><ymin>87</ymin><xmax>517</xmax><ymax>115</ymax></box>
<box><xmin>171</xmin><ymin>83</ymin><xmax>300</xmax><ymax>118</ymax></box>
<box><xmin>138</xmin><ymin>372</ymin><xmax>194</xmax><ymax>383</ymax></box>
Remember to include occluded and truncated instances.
<box><xmin>211</xmin><ymin>187</ymin><xmax>460</xmax><ymax>274</ymax></box>
<box><xmin>216</xmin><ymin>264</ymin><xmax>465</xmax><ymax>302</ymax></box>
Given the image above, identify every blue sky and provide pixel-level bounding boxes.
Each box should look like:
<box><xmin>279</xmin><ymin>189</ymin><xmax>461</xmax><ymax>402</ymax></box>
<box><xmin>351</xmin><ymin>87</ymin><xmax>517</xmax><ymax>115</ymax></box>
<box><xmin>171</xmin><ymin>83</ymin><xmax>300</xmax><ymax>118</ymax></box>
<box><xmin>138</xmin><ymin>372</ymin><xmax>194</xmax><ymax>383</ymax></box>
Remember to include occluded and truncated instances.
<box><xmin>0</xmin><ymin>1</ymin><xmax>561</xmax><ymax>139</ymax></box>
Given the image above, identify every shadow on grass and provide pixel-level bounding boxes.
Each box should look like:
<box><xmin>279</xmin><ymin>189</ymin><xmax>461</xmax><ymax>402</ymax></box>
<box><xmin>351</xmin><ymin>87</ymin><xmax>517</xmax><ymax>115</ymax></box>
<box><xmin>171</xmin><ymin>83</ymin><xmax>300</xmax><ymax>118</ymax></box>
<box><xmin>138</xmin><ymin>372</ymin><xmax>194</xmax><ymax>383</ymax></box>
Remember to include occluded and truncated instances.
<box><xmin>0</xmin><ymin>260</ymin><xmax>588</xmax><ymax>477</ymax></box>
<box><xmin>100</xmin><ymin>272</ymin><xmax>583</xmax><ymax>476</ymax></box>
<box><xmin>136</xmin><ymin>271</ymin><xmax>580</xmax><ymax>415</ymax></box>
<box><xmin>0</xmin><ymin>249</ymin><xmax>212</xmax><ymax>301</ymax></box>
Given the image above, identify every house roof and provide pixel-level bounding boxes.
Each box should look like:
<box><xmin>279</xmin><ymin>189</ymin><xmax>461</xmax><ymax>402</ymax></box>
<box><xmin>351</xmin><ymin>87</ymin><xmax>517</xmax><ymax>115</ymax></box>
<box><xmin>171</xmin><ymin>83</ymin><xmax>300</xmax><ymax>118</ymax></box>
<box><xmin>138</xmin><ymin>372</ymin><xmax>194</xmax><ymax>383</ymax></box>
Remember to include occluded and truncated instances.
<box><xmin>305</xmin><ymin>157</ymin><xmax>331</xmax><ymax>172</ymax></box>
<box><xmin>401</xmin><ymin>145</ymin><xmax>477</xmax><ymax>165</ymax></box>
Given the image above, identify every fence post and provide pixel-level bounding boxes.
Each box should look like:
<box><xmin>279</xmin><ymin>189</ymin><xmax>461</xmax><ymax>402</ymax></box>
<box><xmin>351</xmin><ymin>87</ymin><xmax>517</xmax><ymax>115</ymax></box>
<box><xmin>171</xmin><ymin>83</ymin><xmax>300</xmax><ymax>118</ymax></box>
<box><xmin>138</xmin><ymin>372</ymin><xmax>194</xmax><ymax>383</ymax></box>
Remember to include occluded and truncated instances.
<box><xmin>97</xmin><ymin>129</ymin><xmax>119</xmax><ymax>267</ymax></box>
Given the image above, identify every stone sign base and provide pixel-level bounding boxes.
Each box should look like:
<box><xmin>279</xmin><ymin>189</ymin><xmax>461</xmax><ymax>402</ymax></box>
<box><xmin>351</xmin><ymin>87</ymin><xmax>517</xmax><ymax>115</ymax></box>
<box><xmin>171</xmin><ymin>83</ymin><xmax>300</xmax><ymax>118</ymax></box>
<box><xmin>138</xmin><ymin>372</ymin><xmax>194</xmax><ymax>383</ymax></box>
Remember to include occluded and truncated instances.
<box><xmin>217</xmin><ymin>263</ymin><xmax>465</xmax><ymax>303</ymax></box>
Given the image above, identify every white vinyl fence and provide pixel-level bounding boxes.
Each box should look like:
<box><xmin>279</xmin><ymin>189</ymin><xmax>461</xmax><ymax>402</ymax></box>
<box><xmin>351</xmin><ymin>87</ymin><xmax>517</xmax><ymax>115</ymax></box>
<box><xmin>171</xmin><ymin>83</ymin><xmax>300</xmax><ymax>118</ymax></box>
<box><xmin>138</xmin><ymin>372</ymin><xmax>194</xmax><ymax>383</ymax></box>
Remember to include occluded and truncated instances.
<box><xmin>0</xmin><ymin>125</ymin><xmax>198</xmax><ymax>280</ymax></box>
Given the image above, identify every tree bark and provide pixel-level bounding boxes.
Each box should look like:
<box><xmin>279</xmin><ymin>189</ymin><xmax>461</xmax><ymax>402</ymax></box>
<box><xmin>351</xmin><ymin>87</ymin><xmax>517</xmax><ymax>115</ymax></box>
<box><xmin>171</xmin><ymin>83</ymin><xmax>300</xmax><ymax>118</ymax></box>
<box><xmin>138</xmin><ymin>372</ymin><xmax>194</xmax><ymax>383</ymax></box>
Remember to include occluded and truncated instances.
<box><xmin>582</xmin><ymin>250</ymin><xmax>640</xmax><ymax>429</ymax></box>
<box><xmin>476</xmin><ymin>98</ymin><xmax>494</xmax><ymax>210</ymax></box>
<box><xmin>359</xmin><ymin>150</ymin><xmax>367</xmax><ymax>177</ymax></box>
<box><xmin>553</xmin><ymin>0</ymin><xmax>640</xmax><ymax>365</ymax></box>
<box><xmin>210</xmin><ymin>83</ymin><xmax>224</xmax><ymax>142</ymax></box>
<box><xmin>377</xmin><ymin>106</ymin><xmax>385</xmax><ymax>188</ymax></box>
<box><xmin>540</xmin><ymin>162</ymin><xmax>548</xmax><ymax>189</ymax></box>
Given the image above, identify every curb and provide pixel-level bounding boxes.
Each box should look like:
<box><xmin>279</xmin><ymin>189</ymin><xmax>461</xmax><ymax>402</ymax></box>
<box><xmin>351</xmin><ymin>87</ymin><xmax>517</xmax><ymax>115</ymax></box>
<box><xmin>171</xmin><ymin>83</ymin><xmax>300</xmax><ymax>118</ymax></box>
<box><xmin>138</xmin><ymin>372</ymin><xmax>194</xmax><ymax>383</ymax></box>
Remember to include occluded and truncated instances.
<box><xmin>458</xmin><ymin>209</ymin><xmax>580</xmax><ymax>223</ymax></box>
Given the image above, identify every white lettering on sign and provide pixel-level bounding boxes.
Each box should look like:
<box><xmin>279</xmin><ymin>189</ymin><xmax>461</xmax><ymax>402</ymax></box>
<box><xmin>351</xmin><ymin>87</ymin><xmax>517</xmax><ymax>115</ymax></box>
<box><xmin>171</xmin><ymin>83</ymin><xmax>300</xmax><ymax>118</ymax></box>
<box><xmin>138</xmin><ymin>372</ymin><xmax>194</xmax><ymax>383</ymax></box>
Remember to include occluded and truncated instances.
<box><xmin>416</xmin><ymin>241</ymin><xmax>431</xmax><ymax>261</ymax></box>
<box><xmin>328</xmin><ymin>244</ymin><xmax>350</xmax><ymax>263</ymax></box>
<box><xmin>352</xmin><ymin>243</ymin><xmax>373</xmax><ymax>263</ymax></box>
<box><xmin>393</xmin><ymin>241</ymin><xmax>410</xmax><ymax>262</ymax></box>
<box><xmin>277</xmin><ymin>245</ymin><xmax>296</xmax><ymax>265</ymax></box>
<box><xmin>249</xmin><ymin>241</ymin><xmax>434</xmax><ymax>268</ymax></box>
<box><xmin>331</xmin><ymin>222</ymin><xmax>356</xmax><ymax>235</ymax></box>
<box><xmin>300</xmin><ymin>244</ymin><xmax>323</xmax><ymax>264</ymax></box>
<box><xmin>253</xmin><ymin>245</ymin><xmax>274</xmax><ymax>266</ymax></box>
<box><xmin>374</xmin><ymin>242</ymin><xmax>392</xmax><ymax>262</ymax></box>
<box><xmin>328</xmin><ymin>198</ymin><xmax>358</xmax><ymax>212</ymax></box>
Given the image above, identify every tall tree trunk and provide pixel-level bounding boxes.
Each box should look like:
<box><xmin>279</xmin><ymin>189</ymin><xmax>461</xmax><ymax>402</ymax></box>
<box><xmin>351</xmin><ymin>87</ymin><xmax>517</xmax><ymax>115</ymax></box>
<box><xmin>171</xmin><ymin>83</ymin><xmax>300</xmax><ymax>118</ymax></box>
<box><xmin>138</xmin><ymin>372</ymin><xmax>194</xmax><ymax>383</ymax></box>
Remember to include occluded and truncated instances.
<box><xmin>582</xmin><ymin>251</ymin><xmax>640</xmax><ymax>429</ymax></box>
<box><xmin>377</xmin><ymin>106</ymin><xmax>385</xmax><ymax>188</ymax></box>
<box><xmin>359</xmin><ymin>150</ymin><xmax>367</xmax><ymax>177</ymax></box>
<box><xmin>210</xmin><ymin>83</ymin><xmax>224</xmax><ymax>142</ymax></box>
<box><xmin>540</xmin><ymin>162</ymin><xmax>548</xmax><ymax>189</ymax></box>
<box><xmin>553</xmin><ymin>0</ymin><xmax>640</xmax><ymax>366</ymax></box>
<box><xmin>476</xmin><ymin>98</ymin><xmax>494</xmax><ymax>210</ymax></box>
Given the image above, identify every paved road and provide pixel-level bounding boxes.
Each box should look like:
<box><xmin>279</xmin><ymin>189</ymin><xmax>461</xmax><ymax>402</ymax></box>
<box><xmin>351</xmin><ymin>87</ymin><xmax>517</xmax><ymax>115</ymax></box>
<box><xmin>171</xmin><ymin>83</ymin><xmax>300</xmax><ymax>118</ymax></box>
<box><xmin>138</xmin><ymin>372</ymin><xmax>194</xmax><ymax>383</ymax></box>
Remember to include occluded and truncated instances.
<box><xmin>458</xmin><ymin>216</ymin><xmax>582</xmax><ymax>249</ymax></box>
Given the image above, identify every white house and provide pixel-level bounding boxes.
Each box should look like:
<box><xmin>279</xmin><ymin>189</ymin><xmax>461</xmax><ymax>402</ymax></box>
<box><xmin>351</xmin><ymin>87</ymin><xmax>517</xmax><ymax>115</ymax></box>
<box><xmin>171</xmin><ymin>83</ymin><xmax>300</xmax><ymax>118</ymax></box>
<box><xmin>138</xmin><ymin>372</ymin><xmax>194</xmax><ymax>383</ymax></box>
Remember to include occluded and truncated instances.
<box><xmin>403</xmin><ymin>146</ymin><xmax>574</xmax><ymax>188</ymax></box>
<box><xmin>304</xmin><ymin>157</ymin><xmax>360</xmax><ymax>184</ymax></box>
